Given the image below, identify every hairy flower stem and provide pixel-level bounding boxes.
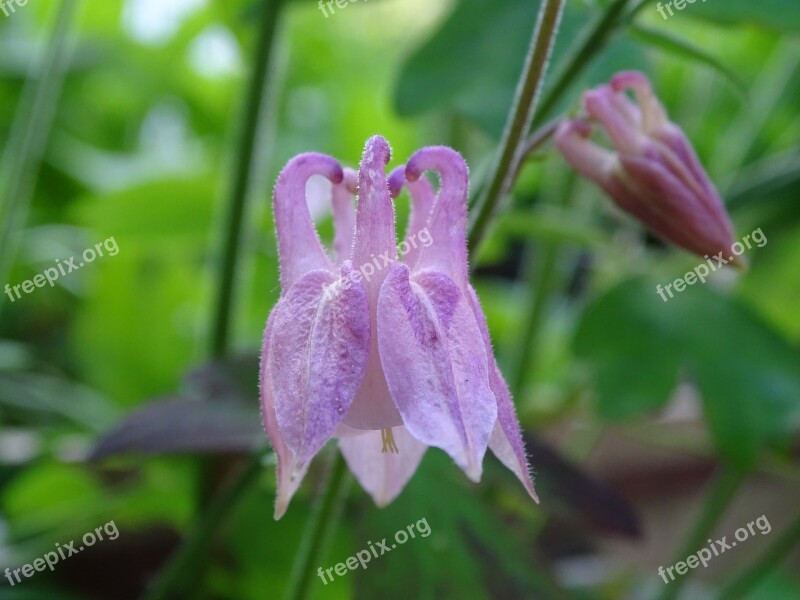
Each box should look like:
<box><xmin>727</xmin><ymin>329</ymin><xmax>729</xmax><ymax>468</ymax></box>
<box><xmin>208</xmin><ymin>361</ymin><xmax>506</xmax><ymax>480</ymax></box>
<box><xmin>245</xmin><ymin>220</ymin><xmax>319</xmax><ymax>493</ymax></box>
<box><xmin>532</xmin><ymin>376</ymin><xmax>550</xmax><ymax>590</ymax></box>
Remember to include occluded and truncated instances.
<box><xmin>284</xmin><ymin>453</ymin><xmax>351</xmax><ymax>600</ymax></box>
<box><xmin>468</xmin><ymin>0</ymin><xmax>566</xmax><ymax>255</ymax></box>
<box><xmin>210</xmin><ymin>0</ymin><xmax>284</xmax><ymax>358</ymax></box>
<box><xmin>533</xmin><ymin>0</ymin><xmax>631</xmax><ymax>129</ymax></box>
<box><xmin>656</xmin><ymin>466</ymin><xmax>746</xmax><ymax>600</ymax></box>
<box><xmin>718</xmin><ymin>510</ymin><xmax>800</xmax><ymax>600</ymax></box>
<box><xmin>0</xmin><ymin>0</ymin><xmax>79</xmax><ymax>288</ymax></box>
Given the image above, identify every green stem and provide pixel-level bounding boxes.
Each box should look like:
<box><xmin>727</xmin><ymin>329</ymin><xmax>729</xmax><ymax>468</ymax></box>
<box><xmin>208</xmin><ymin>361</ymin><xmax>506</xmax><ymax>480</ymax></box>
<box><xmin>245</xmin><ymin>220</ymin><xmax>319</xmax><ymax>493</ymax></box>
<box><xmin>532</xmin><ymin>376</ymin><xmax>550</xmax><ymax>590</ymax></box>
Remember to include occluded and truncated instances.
<box><xmin>532</xmin><ymin>0</ymin><xmax>631</xmax><ymax>129</ymax></box>
<box><xmin>718</xmin><ymin>511</ymin><xmax>800</xmax><ymax>600</ymax></box>
<box><xmin>468</xmin><ymin>0</ymin><xmax>566</xmax><ymax>255</ymax></box>
<box><xmin>141</xmin><ymin>453</ymin><xmax>266</xmax><ymax>600</ymax></box>
<box><xmin>0</xmin><ymin>0</ymin><xmax>80</xmax><ymax>288</ymax></box>
<box><xmin>656</xmin><ymin>466</ymin><xmax>746</xmax><ymax>600</ymax></box>
<box><xmin>284</xmin><ymin>452</ymin><xmax>351</xmax><ymax>600</ymax></box>
<box><xmin>209</xmin><ymin>0</ymin><xmax>283</xmax><ymax>358</ymax></box>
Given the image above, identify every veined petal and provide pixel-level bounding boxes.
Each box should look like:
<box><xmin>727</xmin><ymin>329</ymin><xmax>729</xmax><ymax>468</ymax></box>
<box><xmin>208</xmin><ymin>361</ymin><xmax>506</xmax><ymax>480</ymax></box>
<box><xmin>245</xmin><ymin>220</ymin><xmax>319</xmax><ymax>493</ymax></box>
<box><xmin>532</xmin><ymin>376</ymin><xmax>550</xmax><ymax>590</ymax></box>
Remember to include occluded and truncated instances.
<box><xmin>260</xmin><ymin>312</ymin><xmax>308</xmax><ymax>519</ymax></box>
<box><xmin>338</xmin><ymin>426</ymin><xmax>427</xmax><ymax>507</ymax></box>
<box><xmin>405</xmin><ymin>146</ymin><xmax>470</xmax><ymax>289</ymax></box>
<box><xmin>378</xmin><ymin>263</ymin><xmax>496</xmax><ymax>481</ymax></box>
<box><xmin>389</xmin><ymin>165</ymin><xmax>436</xmax><ymax>270</ymax></box>
<box><xmin>274</xmin><ymin>153</ymin><xmax>344</xmax><ymax>289</ymax></box>
<box><xmin>270</xmin><ymin>263</ymin><xmax>371</xmax><ymax>468</ymax></box>
<box><xmin>332</xmin><ymin>168</ymin><xmax>358</xmax><ymax>262</ymax></box>
<box><xmin>615</xmin><ymin>155</ymin><xmax>738</xmax><ymax>261</ymax></box>
<box><xmin>345</xmin><ymin>136</ymin><xmax>404</xmax><ymax>430</ymax></box>
<box><xmin>467</xmin><ymin>286</ymin><xmax>538</xmax><ymax>502</ymax></box>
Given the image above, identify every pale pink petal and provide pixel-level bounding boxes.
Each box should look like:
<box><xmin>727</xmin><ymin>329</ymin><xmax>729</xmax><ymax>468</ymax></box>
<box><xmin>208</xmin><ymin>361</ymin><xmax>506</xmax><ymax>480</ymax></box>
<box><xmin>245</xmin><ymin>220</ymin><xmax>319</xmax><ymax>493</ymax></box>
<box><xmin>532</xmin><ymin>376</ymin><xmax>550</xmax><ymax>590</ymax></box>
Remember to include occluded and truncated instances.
<box><xmin>269</xmin><ymin>262</ymin><xmax>371</xmax><ymax>468</ymax></box>
<box><xmin>260</xmin><ymin>312</ymin><xmax>308</xmax><ymax>519</ymax></box>
<box><xmin>555</xmin><ymin>119</ymin><xmax>618</xmax><ymax>185</ymax></box>
<box><xmin>274</xmin><ymin>153</ymin><xmax>343</xmax><ymax>289</ymax></box>
<box><xmin>405</xmin><ymin>146</ymin><xmax>470</xmax><ymax>289</ymax></box>
<box><xmin>339</xmin><ymin>426</ymin><xmax>427</xmax><ymax>506</ymax></box>
<box><xmin>344</xmin><ymin>136</ymin><xmax>404</xmax><ymax>430</ymax></box>
<box><xmin>584</xmin><ymin>85</ymin><xmax>647</xmax><ymax>155</ymax></box>
<box><xmin>611</xmin><ymin>70</ymin><xmax>669</xmax><ymax>133</ymax></box>
<box><xmin>466</xmin><ymin>286</ymin><xmax>538</xmax><ymax>502</ymax></box>
<box><xmin>378</xmin><ymin>263</ymin><xmax>496</xmax><ymax>481</ymax></box>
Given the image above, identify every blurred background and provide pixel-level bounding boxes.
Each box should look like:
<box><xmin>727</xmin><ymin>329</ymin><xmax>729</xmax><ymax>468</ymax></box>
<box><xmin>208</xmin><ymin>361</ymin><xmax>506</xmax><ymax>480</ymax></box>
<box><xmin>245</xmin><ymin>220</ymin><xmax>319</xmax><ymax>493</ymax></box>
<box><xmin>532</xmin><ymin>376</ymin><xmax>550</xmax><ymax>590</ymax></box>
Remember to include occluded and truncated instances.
<box><xmin>1</xmin><ymin>0</ymin><xmax>799</xmax><ymax>598</ymax></box>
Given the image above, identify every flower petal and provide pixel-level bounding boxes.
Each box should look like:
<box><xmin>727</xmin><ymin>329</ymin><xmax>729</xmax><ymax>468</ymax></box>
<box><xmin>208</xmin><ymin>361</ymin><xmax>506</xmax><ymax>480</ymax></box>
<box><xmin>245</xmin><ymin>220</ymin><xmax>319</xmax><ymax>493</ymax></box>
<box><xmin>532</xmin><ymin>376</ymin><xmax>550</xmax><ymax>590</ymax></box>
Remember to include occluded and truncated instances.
<box><xmin>378</xmin><ymin>263</ymin><xmax>496</xmax><ymax>481</ymax></box>
<box><xmin>466</xmin><ymin>286</ymin><xmax>538</xmax><ymax>502</ymax></box>
<box><xmin>274</xmin><ymin>152</ymin><xmax>343</xmax><ymax>289</ymax></box>
<box><xmin>405</xmin><ymin>146</ymin><xmax>470</xmax><ymax>289</ymax></box>
<box><xmin>260</xmin><ymin>311</ymin><xmax>308</xmax><ymax>519</ymax></box>
<box><xmin>584</xmin><ymin>84</ymin><xmax>648</xmax><ymax>156</ymax></box>
<box><xmin>344</xmin><ymin>136</ymin><xmax>404</xmax><ymax>430</ymax></box>
<box><xmin>555</xmin><ymin>119</ymin><xmax>618</xmax><ymax>185</ymax></box>
<box><xmin>389</xmin><ymin>165</ymin><xmax>436</xmax><ymax>270</ymax></box>
<box><xmin>615</xmin><ymin>155</ymin><xmax>737</xmax><ymax>261</ymax></box>
<box><xmin>338</xmin><ymin>426</ymin><xmax>427</xmax><ymax>507</ymax></box>
<box><xmin>270</xmin><ymin>262</ymin><xmax>371</xmax><ymax>468</ymax></box>
<box><xmin>332</xmin><ymin>168</ymin><xmax>358</xmax><ymax>262</ymax></box>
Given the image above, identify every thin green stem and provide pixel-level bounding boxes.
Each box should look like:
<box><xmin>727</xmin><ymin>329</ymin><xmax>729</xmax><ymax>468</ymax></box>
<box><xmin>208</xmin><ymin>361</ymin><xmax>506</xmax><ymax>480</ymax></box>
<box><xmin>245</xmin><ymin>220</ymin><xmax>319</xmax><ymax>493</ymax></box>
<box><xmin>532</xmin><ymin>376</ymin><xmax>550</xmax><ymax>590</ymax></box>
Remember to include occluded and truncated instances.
<box><xmin>656</xmin><ymin>465</ymin><xmax>746</xmax><ymax>600</ymax></box>
<box><xmin>533</xmin><ymin>0</ymin><xmax>631</xmax><ymax>129</ymax></box>
<box><xmin>468</xmin><ymin>0</ymin><xmax>566</xmax><ymax>255</ymax></box>
<box><xmin>718</xmin><ymin>511</ymin><xmax>800</xmax><ymax>600</ymax></box>
<box><xmin>141</xmin><ymin>453</ymin><xmax>266</xmax><ymax>600</ymax></box>
<box><xmin>0</xmin><ymin>0</ymin><xmax>80</xmax><ymax>288</ymax></box>
<box><xmin>284</xmin><ymin>452</ymin><xmax>351</xmax><ymax>600</ymax></box>
<box><xmin>209</xmin><ymin>0</ymin><xmax>283</xmax><ymax>358</ymax></box>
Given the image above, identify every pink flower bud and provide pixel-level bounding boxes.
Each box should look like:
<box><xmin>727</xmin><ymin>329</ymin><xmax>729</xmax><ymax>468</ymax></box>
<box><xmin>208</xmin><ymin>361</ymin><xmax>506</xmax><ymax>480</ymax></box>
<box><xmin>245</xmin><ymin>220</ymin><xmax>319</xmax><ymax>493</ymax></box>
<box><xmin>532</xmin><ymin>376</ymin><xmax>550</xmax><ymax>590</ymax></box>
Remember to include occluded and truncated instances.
<box><xmin>555</xmin><ymin>71</ymin><xmax>742</xmax><ymax>266</ymax></box>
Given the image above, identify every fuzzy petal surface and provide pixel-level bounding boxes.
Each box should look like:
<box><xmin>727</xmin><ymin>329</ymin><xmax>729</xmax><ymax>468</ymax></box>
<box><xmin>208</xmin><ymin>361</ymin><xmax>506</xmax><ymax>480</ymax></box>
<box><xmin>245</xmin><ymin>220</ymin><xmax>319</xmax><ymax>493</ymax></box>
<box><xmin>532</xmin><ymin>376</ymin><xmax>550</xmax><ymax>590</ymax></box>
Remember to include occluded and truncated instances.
<box><xmin>260</xmin><ymin>313</ymin><xmax>308</xmax><ymax>519</ymax></box>
<box><xmin>269</xmin><ymin>263</ymin><xmax>371</xmax><ymax>469</ymax></box>
<box><xmin>467</xmin><ymin>286</ymin><xmax>538</xmax><ymax>501</ymax></box>
<box><xmin>378</xmin><ymin>264</ymin><xmax>496</xmax><ymax>481</ymax></box>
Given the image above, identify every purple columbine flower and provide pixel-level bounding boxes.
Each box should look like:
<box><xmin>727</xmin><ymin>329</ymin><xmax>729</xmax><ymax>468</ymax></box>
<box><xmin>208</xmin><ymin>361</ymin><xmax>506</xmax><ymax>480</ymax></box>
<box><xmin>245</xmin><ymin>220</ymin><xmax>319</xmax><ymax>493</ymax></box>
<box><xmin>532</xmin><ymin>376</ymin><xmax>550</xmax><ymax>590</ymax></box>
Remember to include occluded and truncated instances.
<box><xmin>261</xmin><ymin>135</ymin><xmax>537</xmax><ymax>518</ymax></box>
<box><xmin>555</xmin><ymin>71</ymin><xmax>741</xmax><ymax>265</ymax></box>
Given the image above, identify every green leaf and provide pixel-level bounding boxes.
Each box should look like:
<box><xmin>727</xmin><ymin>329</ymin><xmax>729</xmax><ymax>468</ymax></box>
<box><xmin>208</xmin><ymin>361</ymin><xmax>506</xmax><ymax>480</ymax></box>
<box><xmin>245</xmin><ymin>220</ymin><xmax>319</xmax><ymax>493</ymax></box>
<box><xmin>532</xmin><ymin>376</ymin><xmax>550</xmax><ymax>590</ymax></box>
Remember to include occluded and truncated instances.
<box><xmin>630</xmin><ymin>25</ymin><xmax>747</xmax><ymax>95</ymax></box>
<box><xmin>575</xmin><ymin>278</ymin><xmax>800</xmax><ymax>468</ymax></box>
<box><xmin>685</xmin><ymin>0</ymin><xmax>800</xmax><ymax>33</ymax></box>
<box><xmin>394</xmin><ymin>0</ymin><xmax>650</xmax><ymax>138</ymax></box>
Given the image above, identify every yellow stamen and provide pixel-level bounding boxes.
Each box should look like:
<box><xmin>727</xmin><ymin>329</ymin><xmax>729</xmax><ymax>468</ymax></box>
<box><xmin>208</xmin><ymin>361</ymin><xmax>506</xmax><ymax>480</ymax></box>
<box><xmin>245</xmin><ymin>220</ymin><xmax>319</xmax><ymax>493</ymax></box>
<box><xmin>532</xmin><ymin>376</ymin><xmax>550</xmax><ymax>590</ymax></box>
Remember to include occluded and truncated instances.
<box><xmin>380</xmin><ymin>428</ymin><xmax>399</xmax><ymax>454</ymax></box>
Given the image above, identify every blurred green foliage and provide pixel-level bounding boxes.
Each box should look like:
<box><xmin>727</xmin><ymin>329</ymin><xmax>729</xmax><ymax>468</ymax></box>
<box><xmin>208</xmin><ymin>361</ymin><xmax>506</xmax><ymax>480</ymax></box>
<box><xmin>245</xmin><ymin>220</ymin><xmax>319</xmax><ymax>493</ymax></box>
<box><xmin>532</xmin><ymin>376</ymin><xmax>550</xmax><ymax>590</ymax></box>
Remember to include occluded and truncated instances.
<box><xmin>1</xmin><ymin>0</ymin><xmax>800</xmax><ymax>599</ymax></box>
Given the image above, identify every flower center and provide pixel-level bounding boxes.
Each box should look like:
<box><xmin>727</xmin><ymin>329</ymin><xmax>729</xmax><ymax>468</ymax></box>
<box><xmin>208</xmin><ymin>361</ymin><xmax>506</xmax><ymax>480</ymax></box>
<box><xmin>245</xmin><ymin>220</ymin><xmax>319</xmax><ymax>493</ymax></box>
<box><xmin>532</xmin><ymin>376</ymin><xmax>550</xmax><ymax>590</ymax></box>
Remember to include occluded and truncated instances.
<box><xmin>380</xmin><ymin>428</ymin><xmax>399</xmax><ymax>454</ymax></box>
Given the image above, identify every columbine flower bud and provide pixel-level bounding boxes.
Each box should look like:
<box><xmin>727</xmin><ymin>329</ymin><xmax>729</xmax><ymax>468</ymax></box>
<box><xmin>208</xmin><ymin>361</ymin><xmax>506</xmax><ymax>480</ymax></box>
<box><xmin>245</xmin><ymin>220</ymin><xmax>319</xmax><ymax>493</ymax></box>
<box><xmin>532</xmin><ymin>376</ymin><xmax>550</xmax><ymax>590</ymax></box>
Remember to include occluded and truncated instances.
<box><xmin>555</xmin><ymin>71</ymin><xmax>741</xmax><ymax>266</ymax></box>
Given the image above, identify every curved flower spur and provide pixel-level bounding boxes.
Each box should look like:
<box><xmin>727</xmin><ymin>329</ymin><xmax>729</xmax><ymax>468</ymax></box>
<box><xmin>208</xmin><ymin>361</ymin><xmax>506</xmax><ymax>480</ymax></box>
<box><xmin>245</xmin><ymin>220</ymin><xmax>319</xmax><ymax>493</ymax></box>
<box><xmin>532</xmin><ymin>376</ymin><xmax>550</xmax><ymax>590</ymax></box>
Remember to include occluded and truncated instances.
<box><xmin>260</xmin><ymin>135</ymin><xmax>537</xmax><ymax>519</ymax></box>
<box><xmin>555</xmin><ymin>71</ymin><xmax>740</xmax><ymax>265</ymax></box>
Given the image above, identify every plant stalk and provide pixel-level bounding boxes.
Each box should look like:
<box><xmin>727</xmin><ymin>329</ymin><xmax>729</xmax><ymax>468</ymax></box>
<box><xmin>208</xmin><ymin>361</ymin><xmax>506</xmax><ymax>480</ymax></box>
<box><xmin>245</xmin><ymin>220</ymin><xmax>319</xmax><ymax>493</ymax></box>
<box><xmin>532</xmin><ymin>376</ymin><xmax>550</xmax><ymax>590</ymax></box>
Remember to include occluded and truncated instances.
<box><xmin>468</xmin><ymin>0</ymin><xmax>566</xmax><ymax>255</ymax></box>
